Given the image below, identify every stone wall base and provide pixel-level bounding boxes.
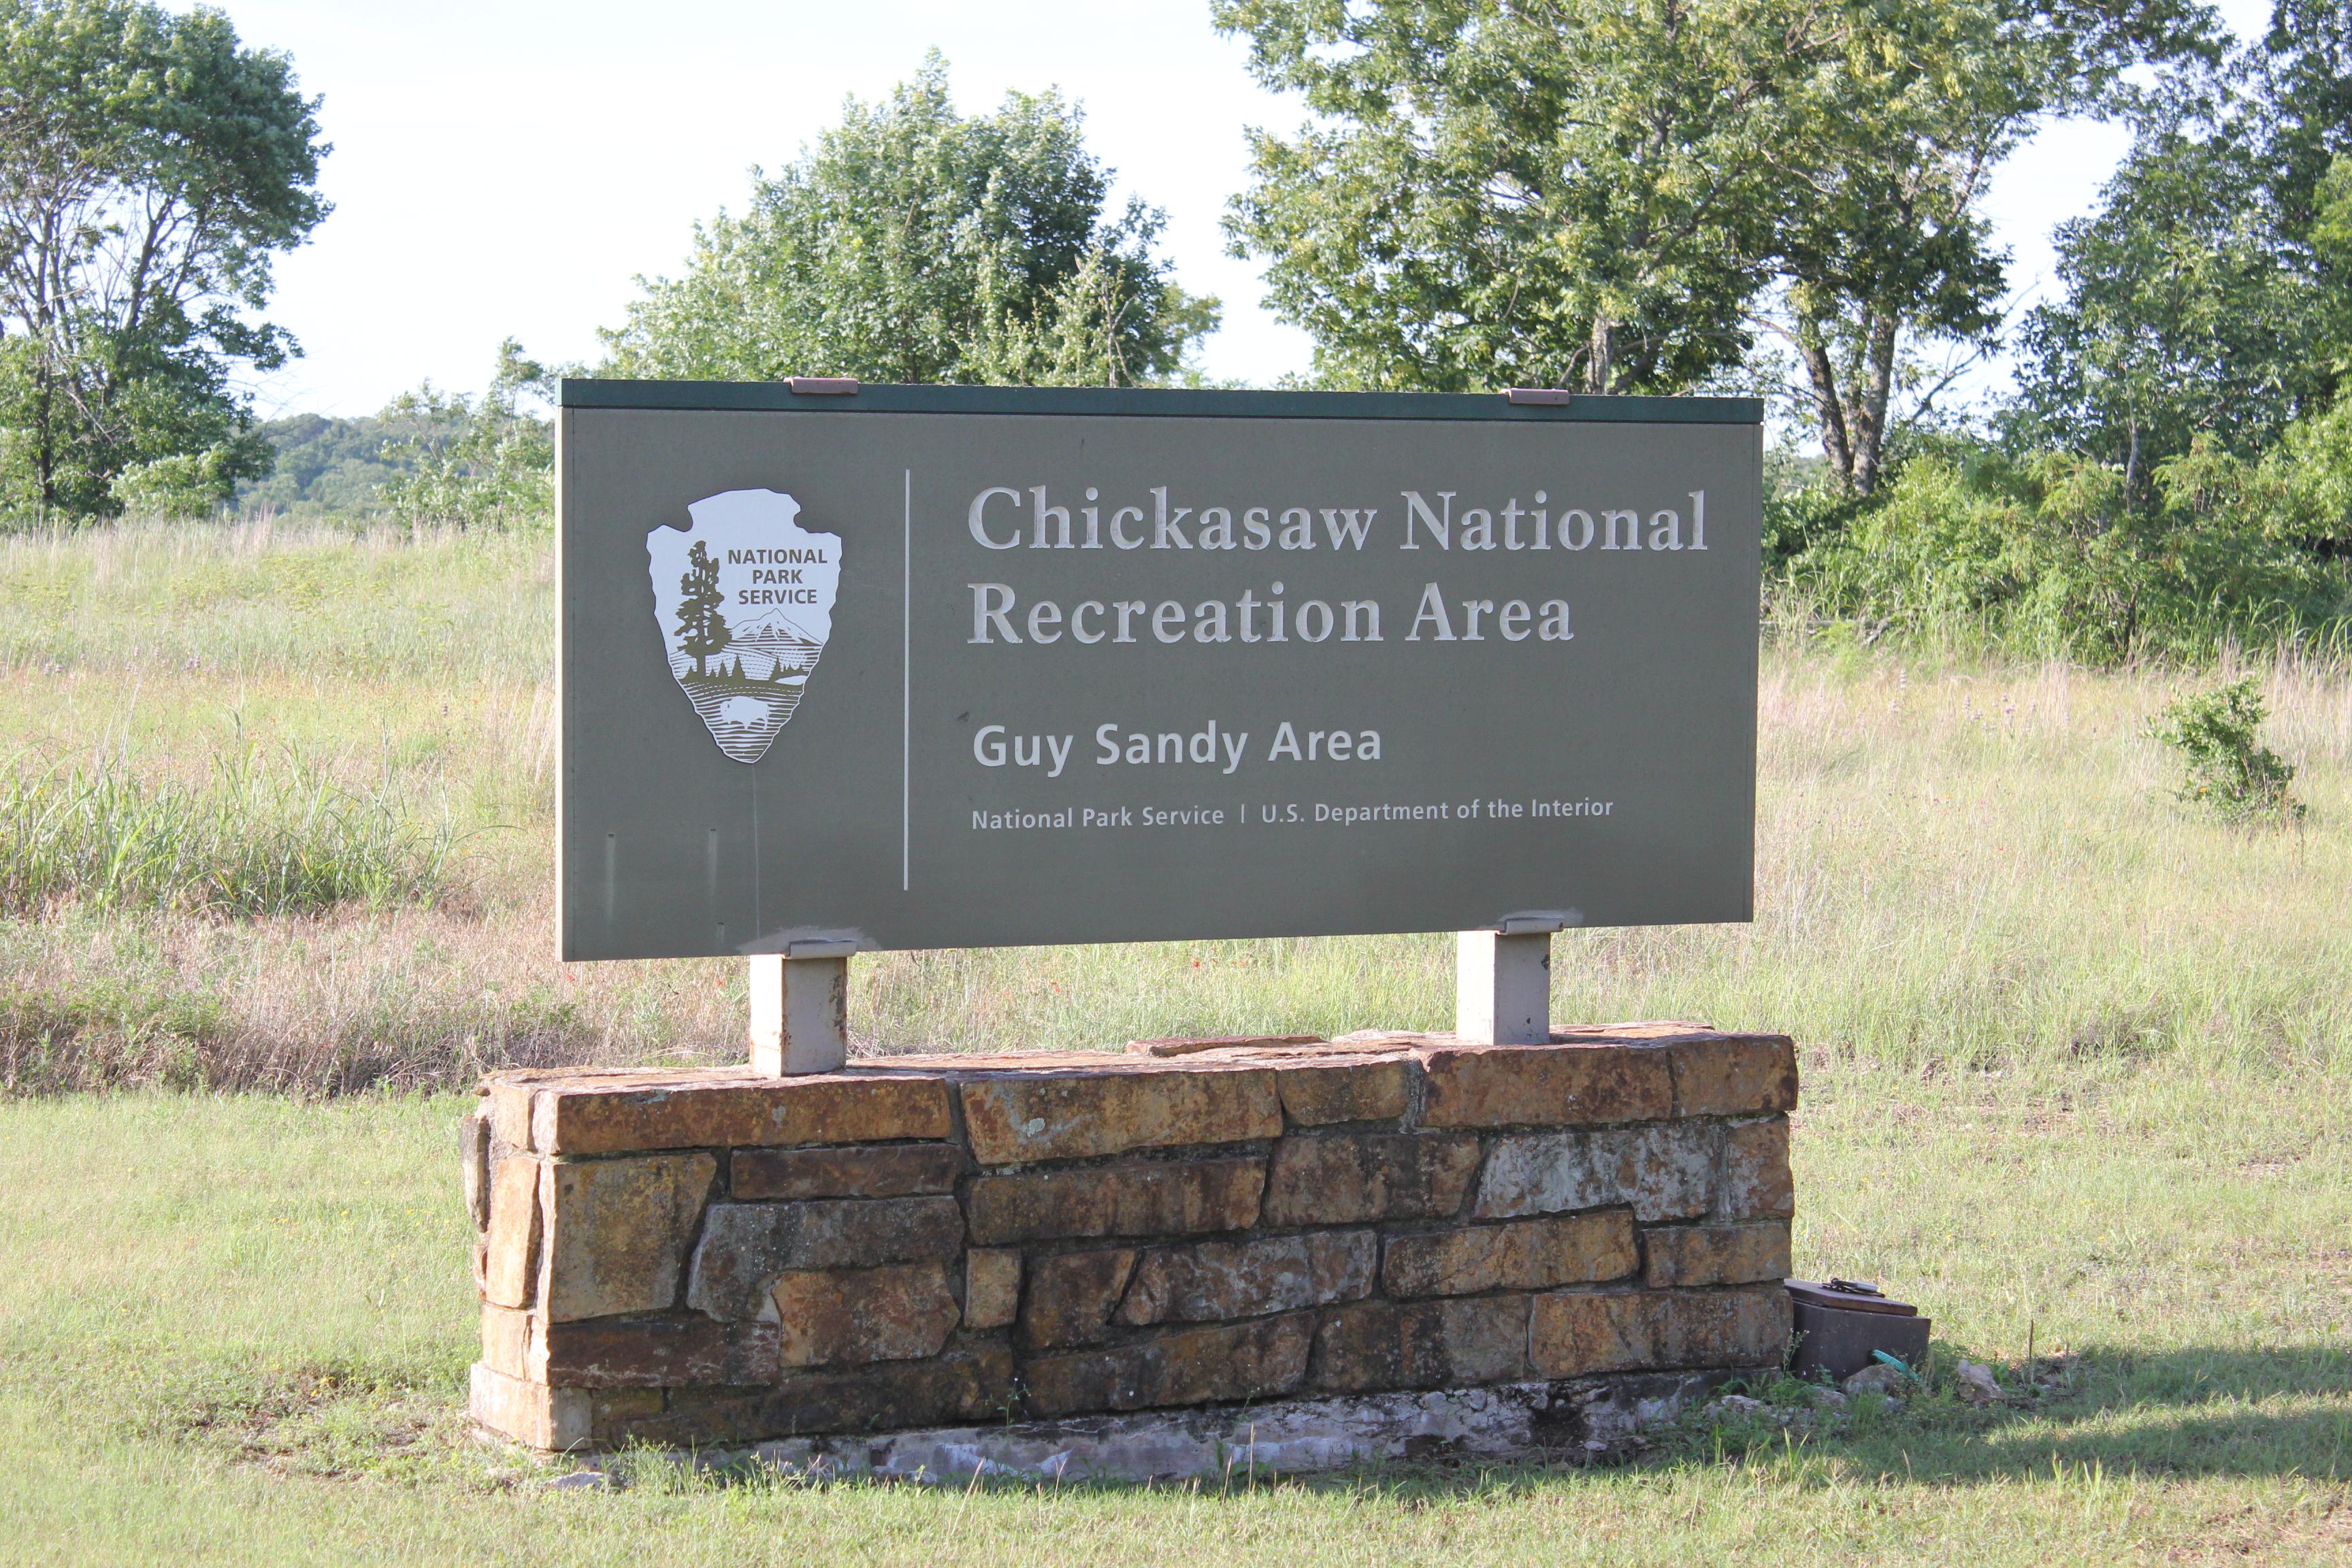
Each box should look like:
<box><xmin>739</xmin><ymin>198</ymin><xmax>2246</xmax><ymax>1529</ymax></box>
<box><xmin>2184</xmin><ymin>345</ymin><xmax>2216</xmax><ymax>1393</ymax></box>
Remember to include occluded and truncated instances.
<box><xmin>499</xmin><ymin>1371</ymin><xmax>1762</xmax><ymax>1483</ymax></box>
<box><xmin>465</xmin><ymin>1024</ymin><xmax>1798</xmax><ymax>1456</ymax></box>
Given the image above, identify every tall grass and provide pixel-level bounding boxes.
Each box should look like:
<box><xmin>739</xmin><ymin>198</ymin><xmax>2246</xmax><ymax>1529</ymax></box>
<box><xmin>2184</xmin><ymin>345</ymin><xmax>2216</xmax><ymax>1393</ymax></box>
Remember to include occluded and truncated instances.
<box><xmin>5</xmin><ymin>523</ymin><xmax>2349</xmax><ymax>1562</ymax></box>
<box><xmin>1</xmin><ymin>520</ymin><xmax>2347</xmax><ymax>1095</ymax></box>
<box><xmin>0</xmin><ymin>749</ymin><xmax>463</xmax><ymax>918</ymax></box>
<box><xmin>0</xmin><ymin>517</ymin><xmax>550</xmax><ymax>681</ymax></box>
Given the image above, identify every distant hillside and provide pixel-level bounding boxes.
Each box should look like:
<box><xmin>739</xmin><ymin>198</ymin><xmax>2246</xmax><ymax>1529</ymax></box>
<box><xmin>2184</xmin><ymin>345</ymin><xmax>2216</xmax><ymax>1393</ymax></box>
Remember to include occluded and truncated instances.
<box><xmin>234</xmin><ymin>413</ymin><xmax>433</xmax><ymax>519</ymax></box>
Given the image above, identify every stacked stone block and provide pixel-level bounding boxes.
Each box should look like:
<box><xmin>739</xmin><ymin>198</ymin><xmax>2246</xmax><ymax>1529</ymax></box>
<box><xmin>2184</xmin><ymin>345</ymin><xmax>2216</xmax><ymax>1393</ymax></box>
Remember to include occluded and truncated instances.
<box><xmin>464</xmin><ymin>1024</ymin><xmax>1797</xmax><ymax>1452</ymax></box>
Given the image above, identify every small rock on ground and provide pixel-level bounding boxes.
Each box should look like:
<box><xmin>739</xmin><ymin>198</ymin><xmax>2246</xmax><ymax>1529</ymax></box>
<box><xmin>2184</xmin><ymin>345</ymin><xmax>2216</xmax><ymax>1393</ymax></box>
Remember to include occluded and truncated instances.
<box><xmin>1954</xmin><ymin>1360</ymin><xmax>2003</xmax><ymax>1405</ymax></box>
<box><xmin>546</xmin><ymin>1469</ymin><xmax>611</xmax><ymax>1491</ymax></box>
<box><xmin>1844</xmin><ymin>1364</ymin><xmax>1905</xmax><ymax>1396</ymax></box>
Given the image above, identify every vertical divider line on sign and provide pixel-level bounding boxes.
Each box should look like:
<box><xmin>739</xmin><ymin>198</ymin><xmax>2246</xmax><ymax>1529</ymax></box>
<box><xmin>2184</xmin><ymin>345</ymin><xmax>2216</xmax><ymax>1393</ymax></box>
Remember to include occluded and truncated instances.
<box><xmin>902</xmin><ymin>466</ymin><xmax>912</xmax><ymax>892</ymax></box>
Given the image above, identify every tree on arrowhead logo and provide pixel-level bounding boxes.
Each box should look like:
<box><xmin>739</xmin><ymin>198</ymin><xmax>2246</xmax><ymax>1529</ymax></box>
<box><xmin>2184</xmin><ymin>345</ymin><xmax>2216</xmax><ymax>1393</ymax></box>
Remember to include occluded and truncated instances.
<box><xmin>646</xmin><ymin>489</ymin><xmax>841</xmax><ymax>764</ymax></box>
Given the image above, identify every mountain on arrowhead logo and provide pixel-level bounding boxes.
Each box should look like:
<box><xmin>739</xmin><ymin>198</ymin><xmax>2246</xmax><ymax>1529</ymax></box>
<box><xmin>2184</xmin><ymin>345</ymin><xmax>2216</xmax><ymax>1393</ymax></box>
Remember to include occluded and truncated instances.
<box><xmin>647</xmin><ymin>489</ymin><xmax>841</xmax><ymax>764</ymax></box>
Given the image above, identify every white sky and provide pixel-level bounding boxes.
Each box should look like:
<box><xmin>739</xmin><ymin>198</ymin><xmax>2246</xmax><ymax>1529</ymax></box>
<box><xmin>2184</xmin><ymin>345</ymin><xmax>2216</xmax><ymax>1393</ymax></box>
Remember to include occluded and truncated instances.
<box><xmin>203</xmin><ymin>0</ymin><xmax>2276</xmax><ymax>420</ymax></box>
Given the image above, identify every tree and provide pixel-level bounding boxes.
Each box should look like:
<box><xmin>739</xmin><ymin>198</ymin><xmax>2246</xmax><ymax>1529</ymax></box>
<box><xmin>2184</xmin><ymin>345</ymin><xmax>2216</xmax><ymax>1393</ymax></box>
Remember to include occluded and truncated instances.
<box><xmin>675</xmin><ymin>541</ymin><xmax>730</xmax><ymax>678</ymax></box>
<box><xmin>1215</xmin><ymin>0</ymin><xmax>1834</xmax><ymax>393</ymax></box>
<box><xmin>2251</xmin><ymin>0</ymin><xmax>2352</xmax><ymax>405</ymax></box>
<box><xmin>2013</xmin><ymin>5</ymin><xmax>2352</xmax><ymax>493</ymax></box>
<box><xmin>1761</xmin><ymin>0</ymin><xmax>2215</xmax><ymax>497</ymax></box>
<box><xmin>2253</xmin><ymin>0</ymin><xmax>2352</xmax><ymax>250</ymax></box>
<box><xmin>601</xmin><ymin>54</ymin><xmax>1217</xmax><ymax>388</ymax></box>
<box><xmin>2014</xmin><ymin>84</ymin><xmax>2323</xmax><ymax>494</ymax></box>
<box><xmin>1761</xmin><ymin>9</ymin><xmax>2011</xmax><ymax>498</ymax></box>
<box><xmin>378</xmin><ymin>339</ymin><xmax>557</xmax><ymax>532</ymax></box>
<box><xmin>0</xmin><ymin>0</ymin><xmax>328</xmax><ymax>522</ymax></box>
<box><xmin>1218</xmin><ymin>0</ymin><xmax>2211</xmax><ymax>493</ymax></box>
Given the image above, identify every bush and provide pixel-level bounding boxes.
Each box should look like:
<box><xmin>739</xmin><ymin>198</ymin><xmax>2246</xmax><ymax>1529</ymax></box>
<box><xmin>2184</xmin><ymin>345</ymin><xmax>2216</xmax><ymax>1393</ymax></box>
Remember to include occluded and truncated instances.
<box><xmin>108</xmin><ymin>446</ymin><xmax>251</xmax><ymax>521</ymax></box>
<box><xmin>1781</xmin><ymin>437</ymin><xmax>2352</xmax><ymax>661</ymax></box>
<box><xmin>2147</xmin><ymin>679</ymin><xmax>2304</xmax><ymax>823</ymax></box>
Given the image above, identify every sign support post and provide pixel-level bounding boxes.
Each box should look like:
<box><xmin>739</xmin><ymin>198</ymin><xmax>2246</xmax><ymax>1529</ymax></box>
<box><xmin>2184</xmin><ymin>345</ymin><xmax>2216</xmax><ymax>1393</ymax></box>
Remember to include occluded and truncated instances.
<box><xmin>748</xmin><ymin>944</ymin><xmax>853</xmax><ymax>1075</ymax></box>
<box><xmin>1455</xmin><ymin>918</ymin><xmax>1563</xmax><ymax>1045</ymax></box>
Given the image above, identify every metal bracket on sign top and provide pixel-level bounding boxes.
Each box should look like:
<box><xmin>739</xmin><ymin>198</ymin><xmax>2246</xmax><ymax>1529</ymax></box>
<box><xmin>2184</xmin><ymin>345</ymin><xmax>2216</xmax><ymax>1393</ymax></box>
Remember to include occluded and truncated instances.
<box><xmin>1494</xmin><ymin>910</ymin><xmax>1580</xmax><ymax>936</ymax></box>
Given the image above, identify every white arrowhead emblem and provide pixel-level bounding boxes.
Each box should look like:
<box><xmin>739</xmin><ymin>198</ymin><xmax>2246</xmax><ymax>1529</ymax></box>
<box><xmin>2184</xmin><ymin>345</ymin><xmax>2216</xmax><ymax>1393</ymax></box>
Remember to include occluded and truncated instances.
<box><xmin>646</xmin><ymin>489</ymin><xmax>841</xmax><ymax>764</ymax></box>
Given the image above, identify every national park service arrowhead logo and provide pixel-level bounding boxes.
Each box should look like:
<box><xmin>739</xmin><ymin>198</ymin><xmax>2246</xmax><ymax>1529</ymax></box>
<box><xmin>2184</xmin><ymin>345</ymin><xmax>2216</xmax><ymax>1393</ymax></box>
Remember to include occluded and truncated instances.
<box><xmin>647</xmin><ymin>489</ymin><xmax>840</xmax><ymax>764</ymax></box>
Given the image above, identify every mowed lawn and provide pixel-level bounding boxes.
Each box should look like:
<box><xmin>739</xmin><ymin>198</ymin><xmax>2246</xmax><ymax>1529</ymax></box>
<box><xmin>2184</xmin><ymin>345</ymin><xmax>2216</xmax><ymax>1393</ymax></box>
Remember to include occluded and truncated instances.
<box><xmin>5</xmin><ymin>1070</ymin><xmax>2351</xmax><ymax>1566</ymax></box>
<box><xmin>2</xmin><ymin>523</ymin><xmax>2351</xmax><ymax>1564</ymax></box>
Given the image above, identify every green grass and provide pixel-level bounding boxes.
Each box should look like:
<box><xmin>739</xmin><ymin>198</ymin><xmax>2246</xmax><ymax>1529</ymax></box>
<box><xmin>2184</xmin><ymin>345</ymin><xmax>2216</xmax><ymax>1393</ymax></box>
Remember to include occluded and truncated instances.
<box><xmin>0</xmin><ymin>748</ymin><xmax>463</xmax><ymax>920</ymax></box>
<box><xmin>3</xmin><ymin>520</ymin><xmax>2351</xmax><ymax>1561</ymax></box>
<box><xmin>1</xmin><ymin>1067</ymin><xmax>2348</xmax><ymax>1565</ymax></box>
<box><xmin>0</xmin><ymin>518</ymin><xmax>551</xmax><ymax>681</ymax></box>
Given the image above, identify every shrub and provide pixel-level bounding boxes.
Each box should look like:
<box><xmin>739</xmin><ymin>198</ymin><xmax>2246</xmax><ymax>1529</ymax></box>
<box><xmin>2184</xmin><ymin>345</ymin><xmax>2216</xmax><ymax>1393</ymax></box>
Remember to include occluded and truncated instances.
<box><xmin>1781</xmin><ymin>437</ymin><xmax>2352</xmax><ymax>662</ymax></box>
<box><xmin>2147</xmin><ymin>679</ymin><xmax>2304</xmax><ymax>823</ymax></box>
<box><xmin>108</xmin><ymin>446</ymin><xmax>252</xmax><ymax>521</ymax></box>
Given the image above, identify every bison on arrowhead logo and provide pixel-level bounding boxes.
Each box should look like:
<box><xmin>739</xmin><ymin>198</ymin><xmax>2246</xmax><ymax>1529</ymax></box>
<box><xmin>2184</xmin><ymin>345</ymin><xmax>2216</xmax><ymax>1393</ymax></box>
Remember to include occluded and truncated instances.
<box><xmin>647</xmin><ymin>489</ymin><xmax>841</xmax><ymax>764</ymax></box>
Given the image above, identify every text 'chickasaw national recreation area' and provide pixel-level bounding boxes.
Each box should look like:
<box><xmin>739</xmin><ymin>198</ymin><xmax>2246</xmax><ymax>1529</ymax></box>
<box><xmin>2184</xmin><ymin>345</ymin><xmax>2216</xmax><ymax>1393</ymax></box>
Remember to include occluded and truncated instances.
<box><xmin>963</xmin><ymin>483</ymin><xmax>1715</xmax><ymax>651</ymax></box>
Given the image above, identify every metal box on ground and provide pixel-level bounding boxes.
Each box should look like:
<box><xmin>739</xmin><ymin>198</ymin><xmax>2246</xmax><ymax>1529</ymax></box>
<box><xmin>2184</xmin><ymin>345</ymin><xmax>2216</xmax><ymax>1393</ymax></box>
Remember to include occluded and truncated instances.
<box><xmin>1786</xmin><ymin>1279</ymin><xmax>1931</xmax><ymax>1381</ymax></box>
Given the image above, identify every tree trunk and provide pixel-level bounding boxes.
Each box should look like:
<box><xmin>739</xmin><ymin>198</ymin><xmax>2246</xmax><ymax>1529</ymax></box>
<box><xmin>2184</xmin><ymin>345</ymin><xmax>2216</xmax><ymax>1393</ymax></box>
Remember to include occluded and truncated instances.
<box><xmin>1793</xmin><ymin>307</ymin><xmax>1901</xmax><ymax>498</ymax></box>
<box><xmin>1847</xmin><ymin>312</ymin><xmax>1899</xmax><ymax>497</ymax></box>
<box><xmin>1586</xmin><ymin>316</ymin><xmax>1616</xmax><ymax>395</ymax></box>
<box><xmin>1793</xmin><ymin>315</ymin><xmax>1857</xmax><ymax>493</ymax></box>
<box><xmin>32</xmin><ymin>361</ymin><xmax>55</xmax><ymax>521</ymax></box>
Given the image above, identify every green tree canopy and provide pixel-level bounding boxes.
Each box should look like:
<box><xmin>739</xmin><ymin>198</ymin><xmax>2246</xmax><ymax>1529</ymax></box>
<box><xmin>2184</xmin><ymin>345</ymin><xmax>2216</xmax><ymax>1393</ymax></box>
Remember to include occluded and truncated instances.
<box><xmin>2252</xmin><ymin>0</ymin><xmax>2352</xmax><ymax>248</ymax></box>
<box><xmin>1218</xmin><ymin>0</ymin><xmax>2212</xmax><ymax>495</ymax></box>
<box><xmin>376</xmin><ymin>339</ymin><xmax>557</xmax><ymax>532</ymax></box>
<box><xmin>600</xmin><ymin>56</ymin><xmax>1218</xmax><ymax>388</ymax></box>
<box><xmin>1767</xmin><ymin>0</ymin><xmax>2214</xmax><ymax>497</ymax></box>
<box><xmin>2014</xmin><ymin>82</ymin><xmax>2324</xmax><ymax>491</ymax></box>
<box><xmin>0</xmin><ymin>0</ymin><xmax>328</xmax><ymax>522</ymax></box>
<box><xmin>2016</xmin><ymin>5</ymin><xmax>2352</xmax><ymax>491</ymax></box>
<box><xmin>1214</xmin><ymin>0</ymin><xmax>1823</xmax><ymax>395</ymax></box>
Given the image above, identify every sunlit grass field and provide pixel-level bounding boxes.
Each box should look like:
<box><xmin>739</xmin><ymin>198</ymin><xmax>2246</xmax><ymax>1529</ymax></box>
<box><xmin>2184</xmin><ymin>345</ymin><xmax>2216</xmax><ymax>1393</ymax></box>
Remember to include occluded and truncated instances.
<box><xmin>3</xmin><ymin>521</ymin><xmax>2349</xmax><ymax>1563</ymax></box>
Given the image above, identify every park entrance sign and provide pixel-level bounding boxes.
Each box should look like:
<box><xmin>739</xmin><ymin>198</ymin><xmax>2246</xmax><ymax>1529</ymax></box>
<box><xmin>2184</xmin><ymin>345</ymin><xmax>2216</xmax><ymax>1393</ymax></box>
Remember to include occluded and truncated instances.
<box><xmin>477</xmin><ymin>380</ymin><xmax>1790</xmax><ymax>1459</ymax></box>
<box><xmin>558</xmin><ymin>381</ymin><xmax>1761</xmax><ymax>962</ymax></box>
